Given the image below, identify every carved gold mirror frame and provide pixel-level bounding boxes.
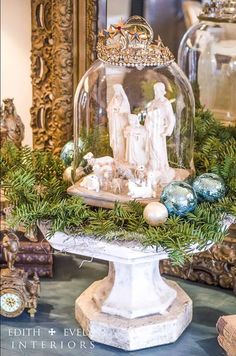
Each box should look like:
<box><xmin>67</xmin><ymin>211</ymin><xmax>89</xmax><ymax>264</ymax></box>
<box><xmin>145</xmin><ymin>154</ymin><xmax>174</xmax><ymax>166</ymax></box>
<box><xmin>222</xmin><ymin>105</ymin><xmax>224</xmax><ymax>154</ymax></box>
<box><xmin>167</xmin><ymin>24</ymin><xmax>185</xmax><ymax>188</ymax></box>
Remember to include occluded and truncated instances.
<box><xmin>31</xmin><ymin>0</ymin><xmax>106</xmax><ymax>153</ymax></box>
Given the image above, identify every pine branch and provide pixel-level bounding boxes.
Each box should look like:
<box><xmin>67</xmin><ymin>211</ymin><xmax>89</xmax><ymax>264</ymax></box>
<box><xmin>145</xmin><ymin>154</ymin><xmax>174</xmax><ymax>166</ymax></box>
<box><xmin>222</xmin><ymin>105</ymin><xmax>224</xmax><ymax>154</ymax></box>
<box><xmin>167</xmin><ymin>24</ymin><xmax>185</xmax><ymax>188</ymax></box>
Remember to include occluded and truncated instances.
<box><xmin>1</xmin><ymin>108</ymin><xmax>236</xmax><ymax>266</ymax></box>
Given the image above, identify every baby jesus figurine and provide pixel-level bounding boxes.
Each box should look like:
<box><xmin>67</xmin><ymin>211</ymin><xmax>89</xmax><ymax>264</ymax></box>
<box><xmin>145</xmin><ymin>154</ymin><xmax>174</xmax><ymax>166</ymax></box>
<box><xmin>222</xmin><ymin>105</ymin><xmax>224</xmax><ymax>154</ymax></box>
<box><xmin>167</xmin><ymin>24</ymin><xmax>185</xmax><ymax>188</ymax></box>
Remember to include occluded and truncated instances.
<box><xmin>124</xmin><ymin>114</ymin><xmax>147</xmax><ymax>167</ymax></box>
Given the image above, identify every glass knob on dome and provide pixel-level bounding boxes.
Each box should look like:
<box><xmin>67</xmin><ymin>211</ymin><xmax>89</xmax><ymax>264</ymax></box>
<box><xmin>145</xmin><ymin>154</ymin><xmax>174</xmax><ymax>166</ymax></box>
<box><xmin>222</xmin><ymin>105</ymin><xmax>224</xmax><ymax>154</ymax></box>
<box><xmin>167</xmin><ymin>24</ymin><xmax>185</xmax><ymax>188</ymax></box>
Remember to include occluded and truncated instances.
<box><xmin>178</xmin><ymin>0</ymin><xmax>236</xmax><ymax>126</ymax></box>
<box><xmin>71</xmin><ymin>16</ymin><xmax>195</xmax><ymax>208</ymax></box>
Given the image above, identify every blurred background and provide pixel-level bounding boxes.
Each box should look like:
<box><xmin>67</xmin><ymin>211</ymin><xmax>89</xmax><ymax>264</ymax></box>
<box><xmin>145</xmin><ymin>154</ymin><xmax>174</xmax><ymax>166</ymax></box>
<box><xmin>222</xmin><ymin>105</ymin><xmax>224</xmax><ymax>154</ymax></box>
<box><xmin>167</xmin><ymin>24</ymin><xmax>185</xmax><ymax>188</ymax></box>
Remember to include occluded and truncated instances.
<box><xmin>107</xmin><ymin>0</ymin><xmax>203</xmax><ymax>56</ymax></box>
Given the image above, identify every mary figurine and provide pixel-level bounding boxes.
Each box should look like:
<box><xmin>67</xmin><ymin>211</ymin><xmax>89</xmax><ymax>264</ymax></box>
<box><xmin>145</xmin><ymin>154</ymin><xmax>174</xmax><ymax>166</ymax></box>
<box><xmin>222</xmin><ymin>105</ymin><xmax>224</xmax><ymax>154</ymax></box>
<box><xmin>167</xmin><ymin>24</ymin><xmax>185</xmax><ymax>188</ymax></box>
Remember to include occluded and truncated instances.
<box><xmin>107</xmin><ymin>84</ymin><xmax>131</xmax><ymax>162</ymax></box>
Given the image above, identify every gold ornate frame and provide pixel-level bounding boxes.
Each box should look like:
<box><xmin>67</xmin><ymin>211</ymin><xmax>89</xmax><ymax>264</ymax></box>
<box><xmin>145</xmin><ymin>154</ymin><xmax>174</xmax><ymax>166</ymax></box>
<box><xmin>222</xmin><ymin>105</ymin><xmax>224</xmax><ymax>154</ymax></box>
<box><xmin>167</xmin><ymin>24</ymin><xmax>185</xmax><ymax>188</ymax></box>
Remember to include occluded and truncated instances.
<box><xmin>31</xmin><ymin>0</ymin><xmax>101</xmax><ymax>153</ymax></box>
<box><xmin>161</xmin><ymin>226</ymin><xmax>236</xmax><ymax>293</ymax></box>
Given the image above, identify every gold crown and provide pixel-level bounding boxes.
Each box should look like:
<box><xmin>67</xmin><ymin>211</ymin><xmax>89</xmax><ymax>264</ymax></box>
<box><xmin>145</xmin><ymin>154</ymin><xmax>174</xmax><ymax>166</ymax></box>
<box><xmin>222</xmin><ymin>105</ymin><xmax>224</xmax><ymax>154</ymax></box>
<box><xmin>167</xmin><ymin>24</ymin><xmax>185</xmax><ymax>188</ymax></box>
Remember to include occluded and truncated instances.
<box><xmin>97</xmin><ymin>16</ymin><xmax>174</xmax><ymax>68</ymax></box>
<box><xmin>199</xmin><ymin>0</ymin><xmax>236</xmax><ymax>23</ymax></box>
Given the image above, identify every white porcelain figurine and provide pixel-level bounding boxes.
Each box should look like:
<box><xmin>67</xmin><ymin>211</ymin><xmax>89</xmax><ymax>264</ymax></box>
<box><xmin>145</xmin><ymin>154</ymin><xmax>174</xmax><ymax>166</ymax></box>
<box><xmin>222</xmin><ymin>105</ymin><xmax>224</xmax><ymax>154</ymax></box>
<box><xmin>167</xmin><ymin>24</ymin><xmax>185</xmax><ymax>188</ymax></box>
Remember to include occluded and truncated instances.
<box><xmin>83</xmin><ymin>152</ymin><xmax>114</xmax><ymax>169</ymax></box>
<box><xmin>80</xmin><ymin>174</ymin><xmax>100</xmax><ymax>192</ymax></box>
<box><xmin>147</xmin><ymin>171</ymin><xmax>160</xmax><ymax>193</ymax></box>
<box><xmin>135</xmin><ymin>165</ymin><xmax>146</xmax><ymax>186</ymax></box>
<box><xmin>128</xmin><ymin>180</ymin><xmax>155</xmax><ymax>199</ymax></box>
<box><xmin>79</xmin><ymin>82</ymin><xmax>178</xmax><ymax>199</ymax></box>
<box><xmin>145</xmin><ymin>83</ymin><xmax>176</xmax><ymax>182</ymax></box>
<box><xmin>124</xmin><ymin>114</ymin><xmax>147</xmax><ymax>167</ymax></box>
<box><xmin>107</xmin><ymin>84</ymin><xmax>130</xmax><ymax>161</ymax></box>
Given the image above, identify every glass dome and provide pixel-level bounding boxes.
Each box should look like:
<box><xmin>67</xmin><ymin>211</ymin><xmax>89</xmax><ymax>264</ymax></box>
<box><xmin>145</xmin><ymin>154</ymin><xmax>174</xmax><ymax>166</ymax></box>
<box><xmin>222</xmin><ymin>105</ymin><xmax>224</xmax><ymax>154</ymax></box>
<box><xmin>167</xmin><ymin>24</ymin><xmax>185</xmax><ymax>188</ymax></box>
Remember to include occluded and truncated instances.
<box><xmin>70</xmin><ymin>16</ymin><xmax>195</xmax><ymax>207</ymax></box>
<box><xmin>178</xmin><ymin>0</ymin><xmax>236</xmax><ymax>126</ymax></box>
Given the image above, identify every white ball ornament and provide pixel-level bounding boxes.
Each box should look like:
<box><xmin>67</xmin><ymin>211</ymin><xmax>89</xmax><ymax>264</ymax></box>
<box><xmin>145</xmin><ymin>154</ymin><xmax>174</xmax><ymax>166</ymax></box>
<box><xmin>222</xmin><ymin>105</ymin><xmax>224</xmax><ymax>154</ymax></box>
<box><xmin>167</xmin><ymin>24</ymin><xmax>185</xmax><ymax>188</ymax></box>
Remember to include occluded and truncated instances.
<box><xmin>63</xmin><ymin>166</ymin><xmax>82</xmax><ymax>183</ymax></box>
<box><xmin>143</xmin><ymin>202</ymin><xmax>168</xmax><ymax>227</ymax></box>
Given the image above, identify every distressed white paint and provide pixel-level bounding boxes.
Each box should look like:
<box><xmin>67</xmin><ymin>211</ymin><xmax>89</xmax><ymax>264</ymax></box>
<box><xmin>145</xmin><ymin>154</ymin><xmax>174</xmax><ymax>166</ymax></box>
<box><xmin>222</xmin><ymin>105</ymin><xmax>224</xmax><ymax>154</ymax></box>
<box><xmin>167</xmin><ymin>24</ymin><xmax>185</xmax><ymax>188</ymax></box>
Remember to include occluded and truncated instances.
<box><xmin>75</xmin><ymin>277</ymin><xmax>192</xmax><ymax>351</ymax></box>
<box><xmin>46</xmin><ymin>232</ymin><xmax>193</xmax><ymax>350</ymax></box>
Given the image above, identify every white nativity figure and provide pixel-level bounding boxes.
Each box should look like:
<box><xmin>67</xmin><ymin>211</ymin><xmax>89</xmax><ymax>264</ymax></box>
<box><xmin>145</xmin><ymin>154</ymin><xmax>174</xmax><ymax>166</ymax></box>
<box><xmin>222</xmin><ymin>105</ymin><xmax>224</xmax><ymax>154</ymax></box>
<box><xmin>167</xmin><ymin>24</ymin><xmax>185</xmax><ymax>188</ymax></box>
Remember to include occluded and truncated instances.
<box><xmin>135</xmin><ymin>165</ymin><xmax>147</xmax><ymax>186</ymax></box>
<box><xmin>147</xmin><ymin>171</ymin><xmax>160</xmax><ymax>193</ymax></box>
<box><xmin>128</xmin><ymin>180</ymin><xmax>155</xmax><ymax>199</ymax></box>
<box><xmin>145</xmin><ymin>82</ymin><xmax>176</xmax><ymax>183</ymax></box>
<box><xmin>101</xmin><ymin>166</ymin><xmax>114</xmax><ymax>191</ymax></box>
<box><xmin>124</xmin><ymin>114</ymin><xmax>148</xmax><ymax>167</ymax></box>
<box><xmin>111</xmin><ymin>177</ymin><xmax>123</xmax><ymax>195</ymax></box>
<box><xmin>83</xmin><ymin>152</ymin><xmax>114</xmax><ymax>170</ymax></box>
<box><xmin>80</xmin><ymin>174</ymin><xmax>100</xmax><ymax>192</ymax></box>
<box><xmin>83</xmin><ymin>152</ymin><xmax>114</xmax><ymax>186</ymax></box>
<box><xmin>107</xmin><ymin>84</ymin><xmax>130</xmax><ymax>162</ymax></box>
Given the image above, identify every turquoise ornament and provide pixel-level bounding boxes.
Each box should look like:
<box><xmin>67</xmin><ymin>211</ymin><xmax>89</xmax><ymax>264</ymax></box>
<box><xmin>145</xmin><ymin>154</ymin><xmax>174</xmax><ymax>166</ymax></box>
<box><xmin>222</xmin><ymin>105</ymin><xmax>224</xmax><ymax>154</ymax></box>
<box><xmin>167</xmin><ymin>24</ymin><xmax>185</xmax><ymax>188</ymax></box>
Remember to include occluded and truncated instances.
<box><xmin>193</xmin><ymin>173</ymin><xmax>226</xmax><ymax>202</ymax></box>
<box><xmin>160</xmin><ymin>181</ymin><xmax>198</xmax><ymax>216</ymax></box>
<box><xmin>60</xmin><ymin>141</ymin><xmax>75</xmax><ymax>167</ymax></box>
<box><xmin>60</xmin><ymin>140</ymin><xmax>84</xmax><ymax>167</ymax></box>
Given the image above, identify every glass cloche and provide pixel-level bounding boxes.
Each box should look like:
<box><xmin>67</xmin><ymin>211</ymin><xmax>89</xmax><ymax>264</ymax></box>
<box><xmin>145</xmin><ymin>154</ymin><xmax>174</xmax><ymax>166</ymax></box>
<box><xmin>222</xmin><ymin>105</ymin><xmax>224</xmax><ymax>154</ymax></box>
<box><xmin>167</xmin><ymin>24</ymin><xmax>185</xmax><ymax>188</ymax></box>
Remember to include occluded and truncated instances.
<box><xmin>178</xmin><ymin>0</ymin><xmax>236</xmax><ymax>126</ymax></box>
<box><xmin>70</xmin><ymin>16</ymin><xmax>195</xmax><ymax>208</ymax></box>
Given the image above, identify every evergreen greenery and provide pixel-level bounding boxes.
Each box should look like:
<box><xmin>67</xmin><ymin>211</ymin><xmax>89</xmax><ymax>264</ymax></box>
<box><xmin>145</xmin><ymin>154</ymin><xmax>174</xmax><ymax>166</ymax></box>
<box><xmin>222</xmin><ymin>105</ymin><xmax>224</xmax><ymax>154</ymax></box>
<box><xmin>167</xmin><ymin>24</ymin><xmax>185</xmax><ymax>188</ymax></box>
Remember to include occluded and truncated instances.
<box><xmin>194</xmin><ymin>108</ymin><xmax>236</xmax><ymax>197</ymax></box>
<box><xmin>1</xmin><ymin>109</ymin><xmax>235</xmax><ymax>265</ymax></box>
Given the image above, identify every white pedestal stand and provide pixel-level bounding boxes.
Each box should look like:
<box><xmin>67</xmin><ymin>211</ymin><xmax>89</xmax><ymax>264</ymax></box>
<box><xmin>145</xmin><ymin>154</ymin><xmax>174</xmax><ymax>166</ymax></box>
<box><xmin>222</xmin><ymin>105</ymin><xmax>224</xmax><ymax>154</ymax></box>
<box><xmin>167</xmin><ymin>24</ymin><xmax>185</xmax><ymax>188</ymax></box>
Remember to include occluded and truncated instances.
<box><xmin>47</xmin><ymin>232</ymin><xmax>193</xmax><ymax>351</ymax></box>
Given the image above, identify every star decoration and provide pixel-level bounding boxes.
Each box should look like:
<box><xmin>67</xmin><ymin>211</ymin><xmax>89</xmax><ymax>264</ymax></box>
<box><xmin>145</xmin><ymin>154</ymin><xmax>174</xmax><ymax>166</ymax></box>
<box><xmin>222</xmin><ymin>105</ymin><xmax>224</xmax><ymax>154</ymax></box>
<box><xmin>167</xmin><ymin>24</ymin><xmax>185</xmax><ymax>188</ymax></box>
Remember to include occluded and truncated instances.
<box><xmin>128</xmin><ymin>26</ymin><xmax>141</xmax><ymax>42</ymax></box>
<box><xmin>128</xmin><ymin>27</ymin><xmax>150</xmax><ymax>43</ymax></box>
<box><xmin>155</xmin><ymin>36</ymin><xmax>165</xmax><ymax>49</ymax></box>
<box><xmin>107</xmin><ymin>26</ymin><xmax>117</xmax><ymax>38</ymax></box>
<box><xmin>98</xmin><ymin>30</ymin><xmax>106</xmax><ymax>38</ymax></box>
<box><xmin>110</xmin><ymin>20</ymin><xmax>128</xmax><ymax>37</ymax></box>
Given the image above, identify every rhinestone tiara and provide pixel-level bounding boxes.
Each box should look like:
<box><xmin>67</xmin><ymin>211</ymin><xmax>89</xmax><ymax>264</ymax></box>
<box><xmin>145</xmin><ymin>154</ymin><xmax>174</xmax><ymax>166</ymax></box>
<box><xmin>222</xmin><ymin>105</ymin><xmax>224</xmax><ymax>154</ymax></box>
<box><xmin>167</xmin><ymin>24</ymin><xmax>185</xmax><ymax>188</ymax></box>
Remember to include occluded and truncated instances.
<box><xmin>199</xmin><ymin>0</ymin><xmax>236</xmax><ymax>23</ymax></box>
<box><xmin>96</xmin><ymin>16</ymin><xmax>175</xmax><ymax>68</ymax></box>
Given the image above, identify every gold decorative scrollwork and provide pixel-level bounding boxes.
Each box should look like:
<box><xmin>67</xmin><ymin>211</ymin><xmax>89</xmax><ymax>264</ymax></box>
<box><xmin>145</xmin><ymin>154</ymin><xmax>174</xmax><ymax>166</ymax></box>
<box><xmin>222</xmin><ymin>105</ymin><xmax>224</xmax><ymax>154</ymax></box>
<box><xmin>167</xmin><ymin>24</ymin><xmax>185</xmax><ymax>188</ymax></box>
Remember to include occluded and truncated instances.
<box><xmin>31</xmin><ymin>0</ymin><xmax>54</xmax><ymax>150</ymax></box>
<box><xmin>31</xmin><ymin>0</ymin><xmax>98</xmax><ymax>153</ymax></box>
<box><xmin>161</xmin><ymin>227</ymin><xmax>236</xmax><ymax>293</ymax></box>
<box><xmin>50</xmin><ymin>0</ymin><xmax>74</xmax><ymax>154</ymax></box>
<box><xmin>86</xmin><ymin>0</ymin><xmax>98</xmax><ymax>67</ymax></box>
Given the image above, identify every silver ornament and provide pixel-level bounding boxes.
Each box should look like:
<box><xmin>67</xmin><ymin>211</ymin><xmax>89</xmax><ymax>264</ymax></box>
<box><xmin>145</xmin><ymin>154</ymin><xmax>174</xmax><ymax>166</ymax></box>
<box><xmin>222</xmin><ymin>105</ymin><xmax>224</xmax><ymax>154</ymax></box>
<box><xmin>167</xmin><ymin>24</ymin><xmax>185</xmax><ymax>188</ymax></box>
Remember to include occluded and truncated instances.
<box><xmin>143</xmin><ymin>202</ymin><xmax>168</xmax><ymax>227</ymax></box>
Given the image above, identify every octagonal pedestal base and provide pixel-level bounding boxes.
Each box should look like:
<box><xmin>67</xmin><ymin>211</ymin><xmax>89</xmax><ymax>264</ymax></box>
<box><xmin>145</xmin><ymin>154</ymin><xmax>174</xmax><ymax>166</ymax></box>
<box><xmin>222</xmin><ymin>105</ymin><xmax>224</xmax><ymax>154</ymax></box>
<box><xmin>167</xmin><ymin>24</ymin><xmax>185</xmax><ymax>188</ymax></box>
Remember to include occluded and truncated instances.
<box><xmin>43</xmin><ymin>231</ymin><xmax>194</xmax><ymax>351</ymax></box>
<box><xmin>75</xmin><ymin>279</ymin><xmax>192</xmax><ymax>351</ymax></box>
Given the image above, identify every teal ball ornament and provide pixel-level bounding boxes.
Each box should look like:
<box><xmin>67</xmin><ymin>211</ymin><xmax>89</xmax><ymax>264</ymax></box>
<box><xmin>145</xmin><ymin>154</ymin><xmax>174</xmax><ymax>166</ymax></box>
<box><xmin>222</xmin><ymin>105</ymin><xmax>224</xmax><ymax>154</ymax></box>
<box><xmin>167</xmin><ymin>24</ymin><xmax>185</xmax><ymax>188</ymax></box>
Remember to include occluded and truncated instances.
<box><xmin>60</xmin><ymin>139</ymin><xmax>84</xmax><ymax>167</ymax></box>
<box><xmin>160</xmin><ymin>181</ymin><xmax>198</xmax><ymax>216</ymax></box>
<box><xmin>60</xmin><ymin>141</ymin><xmax>75</xmax><ymax>167</ymax></box>
<box><xmin>193</xmin><ymin>173</ymin><xmax>226</xmax><ymax>202</ymax></box>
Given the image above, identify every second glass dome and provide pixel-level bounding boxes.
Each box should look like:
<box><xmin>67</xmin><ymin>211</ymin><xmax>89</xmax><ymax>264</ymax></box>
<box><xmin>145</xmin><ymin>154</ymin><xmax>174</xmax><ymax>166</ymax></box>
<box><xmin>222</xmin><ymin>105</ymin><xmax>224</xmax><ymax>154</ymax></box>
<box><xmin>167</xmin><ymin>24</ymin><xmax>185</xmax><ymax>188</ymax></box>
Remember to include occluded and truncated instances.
<box><xmin>178</xmin><ymin>1</ymin><xmax>236</xmax><ymax>126</ymax></box>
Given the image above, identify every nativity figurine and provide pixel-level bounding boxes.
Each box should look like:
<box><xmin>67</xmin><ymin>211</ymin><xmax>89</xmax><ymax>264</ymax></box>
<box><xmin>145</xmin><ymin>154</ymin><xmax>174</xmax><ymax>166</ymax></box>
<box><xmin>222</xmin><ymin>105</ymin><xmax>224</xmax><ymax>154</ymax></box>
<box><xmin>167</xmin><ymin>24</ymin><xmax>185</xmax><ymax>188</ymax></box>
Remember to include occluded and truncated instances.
<box><xmin>145</xmin><ymin>82</ymin><xmax>176</xmax><ymax>183</ymax></box>
<box><xmin>80</xmin><ymin>174</ymin><xmax>100</xmax><ymax>192</ymax></box>
<box><xmin>76</xmin><ymin>82</ymin><xmax>179</xmax><ymax>201</ymax></box>
<box><xmin>124</xmin><ymin>114</ymin><xmax>148</xmax><ymax>167</ymax></box>
<box><xmin>128</xmin><ymin>179</ymin><xmax>155</xmax><ymax>199</ymax></box>
<box><xmin>2</xmin><ymin>98</ymin><xmax>25</xmax><ymax>147</ymax></box>
<box><xmin>107</xmin><ymin>84</ymin><xmax>130</xmax><ymax>161</ymax></box>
